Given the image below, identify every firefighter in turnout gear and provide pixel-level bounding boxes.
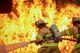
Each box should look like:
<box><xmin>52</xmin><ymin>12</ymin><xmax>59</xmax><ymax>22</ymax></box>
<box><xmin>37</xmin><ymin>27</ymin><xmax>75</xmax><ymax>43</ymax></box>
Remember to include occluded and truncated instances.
<box><xmin>72</xmin><ymin>17</ymin><xmax>80</xmax><ymax>43</ymax></box>
<box><xmin>60</xmin><ymin>17</ymin><xmax>80</xmax><ymax>53</ymax></box>
<box><xmin>72</xmin><ymin>17</ymin><xmax>80</xmax><ymax>53</ymax></box>
<box><xmin>34</xmin><ymin>20</ymin><xmax>61</xmax><ymax>53</ymax></box>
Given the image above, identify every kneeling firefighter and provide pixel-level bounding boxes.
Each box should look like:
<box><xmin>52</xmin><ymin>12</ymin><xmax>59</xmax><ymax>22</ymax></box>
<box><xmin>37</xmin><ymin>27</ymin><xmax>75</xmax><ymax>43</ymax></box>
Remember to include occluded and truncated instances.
<box><xmin>32</xmin><ymin>20</ymin><xmax>61</xmax><ymax>53</ymax></box>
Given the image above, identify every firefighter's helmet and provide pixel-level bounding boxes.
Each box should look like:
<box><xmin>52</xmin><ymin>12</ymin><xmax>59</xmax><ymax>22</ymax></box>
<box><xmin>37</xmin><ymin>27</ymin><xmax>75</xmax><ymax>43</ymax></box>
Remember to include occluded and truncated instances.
<box><xmin>73</xmin><ymin>17</ymin><xmax>80</xmax><ymax>22</ymax></box>
<box><xmin>72</xmin><ymin>17</ymin><xmax>80</xmax><ymax>26</ymax></box>
<box><xmin>35</xmin><ymin>20</ymin><xmax>47</xmax><ymax>28</ymax></box>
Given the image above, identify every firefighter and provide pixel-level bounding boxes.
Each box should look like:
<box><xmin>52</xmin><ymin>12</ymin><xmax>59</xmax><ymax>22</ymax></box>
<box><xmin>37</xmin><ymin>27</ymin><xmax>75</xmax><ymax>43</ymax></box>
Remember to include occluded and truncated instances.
<box><xmin>71</xmin><ymin>17</ymin><xmax>80</xmax><ymax>53</ymax></box>
<box><xmin>60</xmin><ymin>17</ymin><xmax>80</xmax><ymax>53</ymax></box>
<box><xmin>72</xmin><ymin>17</ymin><xmax>80</xmax><ymax>43</ymax></box>
<box><xmin>34</xmin><ymin>20</ymin><xmax>61</xmax><ymax>53</ymax></box>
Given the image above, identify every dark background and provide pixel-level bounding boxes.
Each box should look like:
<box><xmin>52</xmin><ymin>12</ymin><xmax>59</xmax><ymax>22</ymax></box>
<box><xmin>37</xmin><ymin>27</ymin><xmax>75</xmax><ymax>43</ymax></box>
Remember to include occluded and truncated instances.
<box><xmin>0</xmin><ymin>0</ymin><xmax>80</xmax><ymax>13</ymax></box>
<box><xmin>0</xmin><ymin>0</ymin><xmax>12</xmax><ymax>13</ymax></box>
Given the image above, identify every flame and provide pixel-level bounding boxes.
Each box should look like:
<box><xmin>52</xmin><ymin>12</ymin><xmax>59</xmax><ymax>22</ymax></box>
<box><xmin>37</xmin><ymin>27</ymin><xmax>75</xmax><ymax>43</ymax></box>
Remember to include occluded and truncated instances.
<box><xmin>0</xmin><ymin>0</ymin><xmax>80</xmax><ymax>53</ymax></box>
<box><xmin>58</xmin><ymin>36</ymin><xmax>77</xmax><ymax>53</ymax></box>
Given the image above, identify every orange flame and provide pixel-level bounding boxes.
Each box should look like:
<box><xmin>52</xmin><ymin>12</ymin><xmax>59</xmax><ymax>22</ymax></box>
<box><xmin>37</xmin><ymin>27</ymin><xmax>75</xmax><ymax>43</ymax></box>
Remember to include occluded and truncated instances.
<box><xmin>0</xmin><ymin>0</ymin><xmax>80</xmax><ymax>53</ymax></box>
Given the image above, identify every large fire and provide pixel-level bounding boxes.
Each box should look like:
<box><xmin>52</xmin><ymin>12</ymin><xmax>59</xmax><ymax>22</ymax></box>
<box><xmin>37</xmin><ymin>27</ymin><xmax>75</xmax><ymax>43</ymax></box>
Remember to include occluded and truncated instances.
<box><xmin>0</xmin><ymin>0</ymin><xmax>80</xmax><ymax>53</ymax></box>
